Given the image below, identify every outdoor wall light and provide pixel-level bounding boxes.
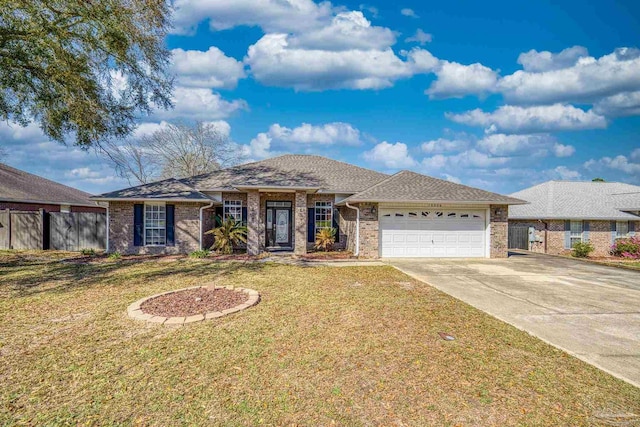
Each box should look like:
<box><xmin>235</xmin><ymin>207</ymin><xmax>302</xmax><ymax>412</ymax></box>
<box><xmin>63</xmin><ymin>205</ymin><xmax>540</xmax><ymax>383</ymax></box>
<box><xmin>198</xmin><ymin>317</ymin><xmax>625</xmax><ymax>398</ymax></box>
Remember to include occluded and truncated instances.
<box><xmin>371</xmin><ymin>206</ymin><xmax>377</xmax><ymax>216</ymax></box>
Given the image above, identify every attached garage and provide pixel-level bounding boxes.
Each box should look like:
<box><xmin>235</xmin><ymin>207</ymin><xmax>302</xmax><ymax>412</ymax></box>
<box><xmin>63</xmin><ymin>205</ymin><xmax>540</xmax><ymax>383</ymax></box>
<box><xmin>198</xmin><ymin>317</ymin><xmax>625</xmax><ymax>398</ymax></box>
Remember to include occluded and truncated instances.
<box><xmin>379</xmin><ymin>208</ymin><xmax>487</xmax><ymax>258</ymax></box>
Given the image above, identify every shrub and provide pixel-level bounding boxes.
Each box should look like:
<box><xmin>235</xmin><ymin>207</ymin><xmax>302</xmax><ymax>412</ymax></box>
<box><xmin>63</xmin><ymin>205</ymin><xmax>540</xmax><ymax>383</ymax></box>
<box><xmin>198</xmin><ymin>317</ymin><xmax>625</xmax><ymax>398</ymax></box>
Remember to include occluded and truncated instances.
<box><xmin>572</xmin><ymin>241</ymin><xmax>594</xmax><ymax>258</ymax></box>
<box><xmin>107</xmin><ymin>251</ymin><xmax>122</xmax><ymax>260</ymax></box>
<box><xmin>314</xmin><ymin>228</ymin><xmax>336</xmax><ymax>252</ymax></box>
<box><xmin>206</xmin><ymin>216</ymin><xmax>247</xmax><ymax>254</ymax></box>
<box><xmin>189</xmin><ymin>249</ymin><xmax>210</xmax><ymax>259</ymax></box>
<box><xmin>611</xmin><ymin>236</ymin><xmax>640</xmax><ymax>259</ymax></box>
<box><xmin>81</xmin><ymin>248</ymin><xmax>96</xmax><ymax>256</ymax></box>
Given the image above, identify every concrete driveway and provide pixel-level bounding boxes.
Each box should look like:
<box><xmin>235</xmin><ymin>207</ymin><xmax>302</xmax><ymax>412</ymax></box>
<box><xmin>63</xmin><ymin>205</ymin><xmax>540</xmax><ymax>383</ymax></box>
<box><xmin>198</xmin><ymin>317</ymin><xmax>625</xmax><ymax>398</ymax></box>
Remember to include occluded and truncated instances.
<box><xmin>387</xmin><ymin>251</ymin><xmax>640</xmax><ymax>388</ymax></box>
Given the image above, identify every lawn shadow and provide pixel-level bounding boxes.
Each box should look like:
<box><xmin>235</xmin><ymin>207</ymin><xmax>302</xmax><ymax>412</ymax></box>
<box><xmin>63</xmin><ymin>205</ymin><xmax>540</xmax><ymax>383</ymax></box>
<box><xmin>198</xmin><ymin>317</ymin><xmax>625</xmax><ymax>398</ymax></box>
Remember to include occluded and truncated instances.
<box><xmin>0</xmin><ymin>255</ymin><xmax>269</xmax><ymax>298</ymax></box>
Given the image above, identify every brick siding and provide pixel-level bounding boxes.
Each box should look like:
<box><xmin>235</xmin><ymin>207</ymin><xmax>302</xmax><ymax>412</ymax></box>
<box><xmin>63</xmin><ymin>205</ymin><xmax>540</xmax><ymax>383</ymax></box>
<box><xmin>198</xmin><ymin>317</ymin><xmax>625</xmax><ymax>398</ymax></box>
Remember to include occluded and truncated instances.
<box><xmin>490</xmin><ymin>205</ymin><xmax>509</xmax><ymax>258</ymax></box>
<box><xmin>108</xmin><ymin>201</ymin><xmax>201</xmax><ymax>254</ymax></box>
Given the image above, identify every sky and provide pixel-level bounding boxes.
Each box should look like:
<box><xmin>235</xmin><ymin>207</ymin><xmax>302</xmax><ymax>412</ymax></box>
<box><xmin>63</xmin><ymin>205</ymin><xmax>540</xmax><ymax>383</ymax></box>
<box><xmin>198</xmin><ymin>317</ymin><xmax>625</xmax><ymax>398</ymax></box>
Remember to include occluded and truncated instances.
<box><xmin>1</xmin><ymin>0</ymin><xmax>640</xmax><ymax>195</ymax></box>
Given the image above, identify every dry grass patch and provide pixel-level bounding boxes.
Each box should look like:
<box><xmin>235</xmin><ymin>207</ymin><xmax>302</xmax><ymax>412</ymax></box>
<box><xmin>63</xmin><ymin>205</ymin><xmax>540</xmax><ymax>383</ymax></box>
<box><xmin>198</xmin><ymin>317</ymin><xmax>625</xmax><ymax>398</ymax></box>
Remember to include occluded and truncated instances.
<box><xmin>0</xmin><ymin>253</ymin><xmax>639</xmax><ymax>426</ymax></box>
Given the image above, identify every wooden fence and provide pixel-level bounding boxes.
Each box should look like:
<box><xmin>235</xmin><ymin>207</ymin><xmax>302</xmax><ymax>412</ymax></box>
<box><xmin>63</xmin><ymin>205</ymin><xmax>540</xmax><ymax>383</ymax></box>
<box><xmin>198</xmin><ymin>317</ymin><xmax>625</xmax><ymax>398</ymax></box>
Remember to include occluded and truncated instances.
<box><xmin>0</xmin><ymin>209</ymin><xmax>105</xmax><ymax>251</ymax></box>
<box><xmin>508</xmin><ymin>225</ymin><xmax>529</xmax><ymax>250</ymax></box>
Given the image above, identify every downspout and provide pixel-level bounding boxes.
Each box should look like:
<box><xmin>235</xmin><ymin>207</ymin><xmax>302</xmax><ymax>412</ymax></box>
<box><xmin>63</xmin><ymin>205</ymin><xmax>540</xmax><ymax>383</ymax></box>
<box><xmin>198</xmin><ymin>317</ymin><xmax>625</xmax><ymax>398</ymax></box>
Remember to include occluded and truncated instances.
<box><xmin>199</xmin><ymin>201</ymin><xmax>215</xmax><ymax>250</ymax></box>
<box><xmin>538</xmin><ymin>219</ymin><xmax>548</xmax><ymax>253</ymax></box>
<box><xmin>345</xmin><ymin>202</ymin><xmax>360</xmax><ymax>256</ymax></box>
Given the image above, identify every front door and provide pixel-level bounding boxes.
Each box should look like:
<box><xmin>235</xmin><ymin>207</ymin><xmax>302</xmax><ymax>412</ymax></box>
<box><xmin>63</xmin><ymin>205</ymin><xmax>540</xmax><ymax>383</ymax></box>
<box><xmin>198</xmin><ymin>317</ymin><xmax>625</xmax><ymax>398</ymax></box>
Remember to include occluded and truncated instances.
<box><xmin>266</xmin><ymin>201</ymin><xmax>293</xmax><ymax>248</ymax></box>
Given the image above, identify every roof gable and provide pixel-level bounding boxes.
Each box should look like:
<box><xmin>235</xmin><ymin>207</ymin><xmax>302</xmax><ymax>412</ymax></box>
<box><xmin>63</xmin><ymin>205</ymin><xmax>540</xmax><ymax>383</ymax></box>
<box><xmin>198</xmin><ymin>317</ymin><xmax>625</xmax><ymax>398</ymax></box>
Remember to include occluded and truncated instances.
<box><xmin>0</xmin><ymin>163</ymin><xmax>97</xmax><ymax>206</ymax></box>
<box><xmin>341</xmin><ymin>170</ymin><xmax>526</xmax><ymax>205</ymax></box>
<box><xmin>509</xmin><ymin>181</ymin><xmax>640</xmax><ymax>220</ymax></box>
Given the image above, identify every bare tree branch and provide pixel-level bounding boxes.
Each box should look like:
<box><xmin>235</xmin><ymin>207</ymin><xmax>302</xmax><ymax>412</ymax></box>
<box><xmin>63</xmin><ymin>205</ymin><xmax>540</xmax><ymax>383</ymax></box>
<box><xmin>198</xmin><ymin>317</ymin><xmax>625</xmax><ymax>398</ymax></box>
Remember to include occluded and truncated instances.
<box><xmin>100</xmin><ymin>121</ymin><xmax>244</xmax><ymax>185</ymax></box>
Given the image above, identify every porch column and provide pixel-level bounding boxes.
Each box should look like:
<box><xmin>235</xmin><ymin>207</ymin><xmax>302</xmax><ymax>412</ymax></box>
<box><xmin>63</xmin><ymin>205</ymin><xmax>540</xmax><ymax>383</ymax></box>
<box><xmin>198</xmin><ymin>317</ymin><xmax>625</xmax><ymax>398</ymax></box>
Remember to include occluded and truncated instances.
<box><xmin>294</xmin><ymin>190</ymin><xmax>307</xmax><ymax>255</ymax></box>
<box><xmin>247</xmin><ymin>190</ymin><xmax>260</xmax><ymax>255</ymax></box>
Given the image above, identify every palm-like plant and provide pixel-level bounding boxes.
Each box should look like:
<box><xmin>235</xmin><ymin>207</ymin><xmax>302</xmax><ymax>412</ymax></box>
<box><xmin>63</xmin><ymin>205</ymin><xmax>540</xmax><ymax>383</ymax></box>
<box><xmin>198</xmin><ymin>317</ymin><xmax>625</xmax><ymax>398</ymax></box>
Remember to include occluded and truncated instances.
<box><xmin>314</xmin><ymin>228</ymin><xmax>336</xmax><ymax>252</ymax></box>
<box><xmin>205</xmin><ymin>216</ymin><xmax>247</xmax><ymax>254</ymax></box>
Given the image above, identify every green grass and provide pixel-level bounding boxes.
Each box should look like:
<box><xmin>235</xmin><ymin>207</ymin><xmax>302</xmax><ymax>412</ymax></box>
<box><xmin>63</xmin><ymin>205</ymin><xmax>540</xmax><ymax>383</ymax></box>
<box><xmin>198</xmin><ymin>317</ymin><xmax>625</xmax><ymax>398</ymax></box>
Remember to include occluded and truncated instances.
<box><xmin>1</xmin><ymin>252</ymin><xmax>639</xmax><ymax>426</ymax></box>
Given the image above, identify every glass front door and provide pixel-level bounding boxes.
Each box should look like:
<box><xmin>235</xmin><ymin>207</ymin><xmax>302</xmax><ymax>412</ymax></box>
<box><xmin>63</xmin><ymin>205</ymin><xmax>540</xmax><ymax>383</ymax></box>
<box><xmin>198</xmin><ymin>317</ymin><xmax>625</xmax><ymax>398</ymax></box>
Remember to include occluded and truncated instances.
<box><xmin>266</xmin><ymin>201</ymin><xmax>293</xmax><ymax>248</ymax></box>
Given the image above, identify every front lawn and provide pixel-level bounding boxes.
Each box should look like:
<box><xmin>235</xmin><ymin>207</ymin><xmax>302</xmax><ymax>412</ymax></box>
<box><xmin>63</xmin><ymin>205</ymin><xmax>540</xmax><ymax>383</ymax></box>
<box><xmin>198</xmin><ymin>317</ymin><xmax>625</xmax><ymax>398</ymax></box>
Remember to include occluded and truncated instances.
<box><xmin>1</xmin><ymin>252</ymin><xmax>639</xmax><ymax>426</ymax></box>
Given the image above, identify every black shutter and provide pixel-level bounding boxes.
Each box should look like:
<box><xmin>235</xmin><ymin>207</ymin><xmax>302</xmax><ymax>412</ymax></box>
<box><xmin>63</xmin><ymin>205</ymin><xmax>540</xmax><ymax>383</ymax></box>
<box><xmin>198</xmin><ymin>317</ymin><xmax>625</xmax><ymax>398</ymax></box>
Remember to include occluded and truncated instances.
<box><xmin>215</xmin><ymin>206</ymin><xmax>224</xmax><ymax>226</ymax></box>
<box><xmin>241</xmin><ymin>207</ymin><xmax>247</xmax><ymax>226</ymax></box>
<box><xmin>307</xmin><ymin>207</ymin><xmax>315</xmax><ymax>242</ymax></box>
<box><xmin>166</xmin><ymin>204</ymin><xmax>175</xmax><ymax>246</ymax></box>
<box><xmin>332</xmin><ymin>208</ymin><xmax>340</xmax><ymax>243</ymax></box>
<box><xmin>133</xmin><ymin>204</ymin><xmax>144</xmax><ymax>246</ymax></box>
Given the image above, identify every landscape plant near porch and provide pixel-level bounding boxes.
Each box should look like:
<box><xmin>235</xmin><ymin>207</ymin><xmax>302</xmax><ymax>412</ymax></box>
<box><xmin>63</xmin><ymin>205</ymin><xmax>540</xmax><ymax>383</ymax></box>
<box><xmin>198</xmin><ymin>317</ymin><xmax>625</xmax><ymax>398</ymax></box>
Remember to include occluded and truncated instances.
<box><xmin>314</xmin><ymin>227</ymin><xmax>336</xmax><ymax>251</ymax></box>
<box><xmin>206</xmin><ymin>216</ymin><xmax>247</xmax><ymax>254</ymax></box>
<box><xmin>572</xmin><ymin>241</ymin><xmax>594</xmax><ymax>258</ymax></box>
<box><xmin>611</xmin><ymin>236</ymin><xmax>640</xmax><ymax>259</ymax></box>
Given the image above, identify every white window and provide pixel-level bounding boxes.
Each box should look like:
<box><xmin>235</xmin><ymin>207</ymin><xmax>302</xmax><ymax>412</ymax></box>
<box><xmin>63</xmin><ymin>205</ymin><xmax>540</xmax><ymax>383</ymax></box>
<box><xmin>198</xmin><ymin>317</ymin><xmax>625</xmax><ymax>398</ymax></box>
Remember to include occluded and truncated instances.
<box><xmin>570</xmin><ymin>220</ymin><xmax>583</xmax><ymax>247</ymax></box>
<box><xmin>144</xmin><ymin>203</ymin><xmax>166</xmax><ymax>246</ymax></box>
<box><xmin>616</xmin><ymin>221</ymin><xmax>629</xmax><ymax>238</ymax></box>
<box><xmin>315</xmin><ymin>201</ymin><xmax>333</xmax><ymax>234</ymax></box>
<box><xmin>223</xmin><ymin>200</ymin><xmax>242</xmax><ymax>222</ymax></box>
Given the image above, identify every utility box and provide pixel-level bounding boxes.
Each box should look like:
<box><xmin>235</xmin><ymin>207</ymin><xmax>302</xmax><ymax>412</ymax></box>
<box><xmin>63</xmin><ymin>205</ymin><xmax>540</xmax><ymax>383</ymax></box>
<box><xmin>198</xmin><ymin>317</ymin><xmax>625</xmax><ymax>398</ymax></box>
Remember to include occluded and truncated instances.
<box><xmin>528</xmin><ymin>226</ymin><xmax>536</xmax><ymax>243</ymax></box>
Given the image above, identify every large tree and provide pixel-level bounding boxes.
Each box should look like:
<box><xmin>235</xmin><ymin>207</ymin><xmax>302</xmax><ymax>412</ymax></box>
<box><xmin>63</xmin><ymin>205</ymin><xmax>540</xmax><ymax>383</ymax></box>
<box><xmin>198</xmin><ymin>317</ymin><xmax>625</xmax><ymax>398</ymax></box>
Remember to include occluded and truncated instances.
<box><xmin>103</xmin><ymin>121</ymin><xmax>243</xmax><ymax>185</ymax></box>
<box><xmin>0</xmin><ymin>0</ymin><xmax>173</xmax><ymax>148</ymax></box>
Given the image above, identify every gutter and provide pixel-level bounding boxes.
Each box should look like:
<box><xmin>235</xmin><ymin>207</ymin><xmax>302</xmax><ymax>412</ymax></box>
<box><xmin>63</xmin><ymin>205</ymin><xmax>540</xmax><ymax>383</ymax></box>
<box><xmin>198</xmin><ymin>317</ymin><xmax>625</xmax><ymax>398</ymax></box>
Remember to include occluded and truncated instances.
<box><xmin>345</xmin><ymin>202</ymin><xmax>360</xmax><ymax>257</ymax></box>
<box><xmin>199</xmin><ymin>201</ymin><xmax>215</xmax><ymax>250</ymax></box>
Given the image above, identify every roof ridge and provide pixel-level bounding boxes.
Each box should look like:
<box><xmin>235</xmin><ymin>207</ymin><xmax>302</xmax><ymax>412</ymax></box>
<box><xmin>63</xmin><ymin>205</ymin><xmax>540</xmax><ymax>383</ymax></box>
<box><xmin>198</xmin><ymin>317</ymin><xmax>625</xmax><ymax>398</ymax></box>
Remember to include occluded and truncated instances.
<box><xmin>343</xmin><ymin>170</ymin><xmax>407</xmax><ymax>201</ymax></box>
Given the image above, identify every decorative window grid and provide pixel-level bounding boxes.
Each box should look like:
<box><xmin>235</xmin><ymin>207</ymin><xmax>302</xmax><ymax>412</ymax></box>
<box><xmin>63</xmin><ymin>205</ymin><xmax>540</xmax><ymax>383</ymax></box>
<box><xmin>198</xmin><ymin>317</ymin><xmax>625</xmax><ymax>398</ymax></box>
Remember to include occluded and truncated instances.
<box><xmin>144</xmin><ymin>203</ymin><xmax>166</xmax><ymax>246</ymax></box>
<box><xmin>224</xmin><ymin>200</ymin><xmax>242</xmax><ymax>221</ymax></box>
<box><xmin>616</xmin><ymin>221</ymin><xmax>629</xmax><ymax>238</ymax></box>
<box><xmin>570</xmin><ymin>220</ymin><xmax>583</xmax><ymax>247</ymax></box>
<box><xmin>315</xmin><ymin>201</ymin><xmax>333</xmax><ymax>234</ymax></box>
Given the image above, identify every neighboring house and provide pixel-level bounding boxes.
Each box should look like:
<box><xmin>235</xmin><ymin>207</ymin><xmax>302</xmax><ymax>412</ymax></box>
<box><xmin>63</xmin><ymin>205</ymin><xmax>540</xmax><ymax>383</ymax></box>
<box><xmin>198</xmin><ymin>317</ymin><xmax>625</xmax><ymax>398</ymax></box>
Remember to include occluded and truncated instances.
<box><xmin>0</xmin><ymin>163</ymin><xmax>104</xmax><ymax>213</ymax></box>
<box><xmin>93</xmin><ymin>155</ymin><xmax>525</xmax><ymax>258</ymax></box>
<box><xmin>509</xmin><ymin>180</ymin><xmax>640</xmax><ymax>256</ymax></box>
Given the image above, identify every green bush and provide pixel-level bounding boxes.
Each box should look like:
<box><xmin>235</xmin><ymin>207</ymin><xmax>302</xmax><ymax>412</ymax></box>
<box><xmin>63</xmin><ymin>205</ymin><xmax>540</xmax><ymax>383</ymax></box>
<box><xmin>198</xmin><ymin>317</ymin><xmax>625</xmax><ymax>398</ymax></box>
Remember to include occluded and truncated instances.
<box><xmin>107</xmin><ymin>251</ymin><xmax>122</xmax><ymax>260</ymax></box>
<box><xmin>572</xmin><ymin>241</ymin><xmax>594</xmax><ymax>258</ymax></box>
<box><xmin>81</xmin><ymin>248</ymin><xmax>96</xmax><ymax>256</ymax></box>
<box><xmin>189</xmin><ymin>249</ymin><xmax>211</xmax><ymax>259</ymax></box>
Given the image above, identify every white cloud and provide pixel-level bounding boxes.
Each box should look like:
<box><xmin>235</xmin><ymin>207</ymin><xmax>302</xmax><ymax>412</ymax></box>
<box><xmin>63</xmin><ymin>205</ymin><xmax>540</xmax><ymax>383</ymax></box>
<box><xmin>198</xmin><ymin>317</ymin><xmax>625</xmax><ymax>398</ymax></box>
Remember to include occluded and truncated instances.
<box><xmin>268</xmin><ymin>122</ymin><xmax>361</xmax><ymax>145</ymax></box>
<box><xmin>171</xmin><ymin>0</ymin><xmax>332</xmax><ymax>34</ymax></box>
<box><xmin>422</xmin><ymin>149</ymin><xmax>509</xmax><ymax>171</ymax></box>
<box><xmin>585</xmin><ymin>154</ymin><xmax>640</xmax><ymax>176</ymax></box>
<box><xmin>517</xmin><ymin>45</ymin><xmax>589</xmax><ymax>72</ymax></box>
<box><xmin>171</xmin><ymin>47</ymin><xmax>246</xmax><ymax>89</ymax></box>
<box><xmin>359</xmin><ymin>4</ymin><xmax>379</xmax><ymax>18</ymax></box>
<box><xmin>405</xmin><ymin>29</ymin><xmax>432</xmax><ymax>45</ymax></box>
<box><xmin>551</xmin><ymin>166</ymin><xmax>582</xmax><ymax>180</ymax></box>
<box><xmin>593</xmin><ymin>90</ymin><xmax>640</xmax><ymax>117</ymax></box>
<box><xmin>363</xmin><ymin>141</ymin><xmax>416</xmax><ymax>168</ymax></box>
<box><xmin>400</xmin><ymin>8</ymin><xmax>418</xmax><ymax>18</ymax></box>
<box><xmin>421</xmin><ymin>137</ymin><xmax>469</xmax><ymax>154</ymax></box>
<box><xmin>288</xmin><ymin>11</ymin><xmax>397</xmax><ymax>51</ymax></box>
<box><xmin>446</xmin><ymin>104</ymin><xmax>607</xmax><ymax>133</ymax></box>
<box><xmin>240</xmin><ymin>121</ymin><xmax>361</xmax><ymax>160</ymax></box>
<box><xmin>153</xmin><ymin>87</ymin><xmax>248</xmax><ymax>120</ymax></box>
<box><xmin>245</xmin><ymin>33</ymin><xmax>420</xmax><ymax>90</ymax></box>
<box><xmin>476</xmin><ymin>133</ymin><xmax>556</xmax><ymax>157</ymax></box>
<box><xmin>426</xmin><ymin>60</ymin><xmax>499</xmax><ymax>98</ymax></box>
<box><xmin>499</xmin><ymin>47</ymin><xmax>640</xmax><ymax>104</ymax></box>
<box><xmin>631</xmin><ymin>148</ymin><xmax>640</xmax><ymax>162</ymax></box>
<box><xmin>552</xmin><ymin>143</ymin><xmax>575</xmax><ymax>158</ymax></box>
<box><xmin>442</xmin><ymin>174</ymin><xmax>461</xmax><ymax>184</ymax></box>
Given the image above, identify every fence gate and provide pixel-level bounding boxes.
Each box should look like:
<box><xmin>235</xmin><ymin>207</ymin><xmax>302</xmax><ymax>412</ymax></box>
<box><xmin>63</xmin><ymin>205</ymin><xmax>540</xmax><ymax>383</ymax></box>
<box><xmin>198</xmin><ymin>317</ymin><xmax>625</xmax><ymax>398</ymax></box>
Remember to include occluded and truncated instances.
<box><xmin>508</xmin><ymin>225</ymin><xmax>529</xmax><ymax>250</ymax></box>
<box><xmin>0</xmin><ymin>210</ymin><xmax>9</xmax><ymax>249</ymax></box>
<box><xmin>49</xmin><ymin>212</ymin><xmax>106</xmax><ymax>251</ymax></box>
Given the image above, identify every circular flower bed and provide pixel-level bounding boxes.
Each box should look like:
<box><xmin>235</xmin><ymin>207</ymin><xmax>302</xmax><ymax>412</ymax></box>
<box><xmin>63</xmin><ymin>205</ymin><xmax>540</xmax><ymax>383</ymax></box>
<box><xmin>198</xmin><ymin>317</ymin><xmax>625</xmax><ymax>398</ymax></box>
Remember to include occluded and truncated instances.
<box><xmin>127</xmin><ymin>285</ymin><xmax>260</xmax><ymax>327</ymax></box>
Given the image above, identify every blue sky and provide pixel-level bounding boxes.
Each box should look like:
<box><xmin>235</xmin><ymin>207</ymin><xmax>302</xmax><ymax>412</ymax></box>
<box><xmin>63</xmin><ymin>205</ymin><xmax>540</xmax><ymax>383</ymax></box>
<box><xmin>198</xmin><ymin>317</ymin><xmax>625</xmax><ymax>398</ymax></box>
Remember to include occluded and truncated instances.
<box><xmin>2</xmin><ymin>0</ymin><xmax>640</xmax><ymax>195</ymax></box>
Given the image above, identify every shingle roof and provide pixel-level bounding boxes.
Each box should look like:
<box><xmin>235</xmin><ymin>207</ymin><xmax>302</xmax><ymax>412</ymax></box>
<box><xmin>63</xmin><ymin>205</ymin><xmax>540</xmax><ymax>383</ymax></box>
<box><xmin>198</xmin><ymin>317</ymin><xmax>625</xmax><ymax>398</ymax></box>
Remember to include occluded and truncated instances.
<box><xmin>340</xmin><ymin>170</ymin><xmax>526</xmax><ymax>205</ymax></box>
<box><xmin>509</xmin><ymin>180</ymin><xmax>640</xmax><ymax>220</ymax></box>
<box><xmin>0</xmin><ymin>162</ymin><xmax>98</xmax><ymax>207</ymax></box>
<box><xmin>185</xmin><ymin>155</ymin><xmax>389</xmax><ymax>193</ymax></box>
<box><xmin>93</xmin><ymin>178</ymin><xmax>211</xmax><ymax>201</ymax></box>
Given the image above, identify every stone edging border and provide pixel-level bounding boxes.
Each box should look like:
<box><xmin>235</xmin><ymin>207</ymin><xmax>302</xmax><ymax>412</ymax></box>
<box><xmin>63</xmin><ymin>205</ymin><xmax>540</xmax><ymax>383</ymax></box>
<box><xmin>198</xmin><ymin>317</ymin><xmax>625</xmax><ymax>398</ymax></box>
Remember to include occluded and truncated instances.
<box><xmin>127</xmin><ymin>285</ymin><xmax>260</xmax><ymax>327</ymax></box>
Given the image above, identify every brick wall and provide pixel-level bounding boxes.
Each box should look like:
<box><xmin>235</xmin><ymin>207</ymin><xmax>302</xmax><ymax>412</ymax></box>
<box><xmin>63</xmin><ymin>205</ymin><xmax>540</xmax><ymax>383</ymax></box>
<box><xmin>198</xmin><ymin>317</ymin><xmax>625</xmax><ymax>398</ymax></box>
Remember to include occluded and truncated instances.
<box><xmin>108</xmin><ymin>201</ymin><xmax>201</xmax><ymax>254</ymax></box>
<box><xmin>359</xmin><ymin>203</ymin><xmax>379</xmax><ymax>258</ymax></box>
<box><xmin>294</xmin><ymin>191</ymin><xmax>307</xmax><ymax>254</ymax></box>
<box><xmin>339</xmin><ymin>205</ymin><xmax>357</xmax><ymax>253</ymax></box>
<box><xmin>490</xmin><ymin>205</ymin><xmax>508</xmax><ymax>258</ymax></box>
<box><xmin>509</xmin><ymin>219</ymin><xmax>640</xmax><ymax>256</ymax></box>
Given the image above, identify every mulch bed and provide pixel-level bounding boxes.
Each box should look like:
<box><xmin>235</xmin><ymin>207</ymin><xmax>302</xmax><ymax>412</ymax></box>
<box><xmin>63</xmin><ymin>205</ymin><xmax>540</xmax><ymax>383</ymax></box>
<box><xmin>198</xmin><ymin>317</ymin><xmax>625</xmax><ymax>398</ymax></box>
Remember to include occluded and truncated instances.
<box><xmin>140</xmin><ymin>287</ymin><xmax>249</xmax><ymax>317</ymax></box>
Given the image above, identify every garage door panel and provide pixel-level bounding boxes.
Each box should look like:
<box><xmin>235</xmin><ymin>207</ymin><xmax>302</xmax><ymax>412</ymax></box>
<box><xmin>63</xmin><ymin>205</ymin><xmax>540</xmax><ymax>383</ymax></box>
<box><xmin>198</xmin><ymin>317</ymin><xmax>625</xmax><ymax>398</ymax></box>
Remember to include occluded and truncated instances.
<box><xmin>380</xmin><ymin>209</ymin><xmax>486</xmax><ymax>258</ymax></box>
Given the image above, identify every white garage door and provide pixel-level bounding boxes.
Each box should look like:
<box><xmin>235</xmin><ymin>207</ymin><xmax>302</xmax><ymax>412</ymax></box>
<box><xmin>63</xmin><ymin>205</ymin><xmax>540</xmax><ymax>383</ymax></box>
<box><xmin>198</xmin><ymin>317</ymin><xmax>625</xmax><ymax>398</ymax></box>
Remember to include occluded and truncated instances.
<box><xmin>380</xmin><ymin>208</ymin><xmax>486</xmax><ymax>258</ymax></box>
